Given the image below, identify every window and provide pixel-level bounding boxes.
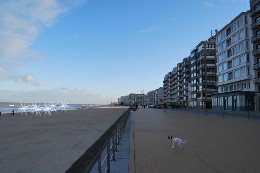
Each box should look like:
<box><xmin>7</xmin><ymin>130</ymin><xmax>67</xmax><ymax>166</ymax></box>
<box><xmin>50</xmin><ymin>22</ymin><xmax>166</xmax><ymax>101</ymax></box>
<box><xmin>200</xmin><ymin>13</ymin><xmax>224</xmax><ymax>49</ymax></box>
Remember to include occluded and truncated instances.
<box><xmin>227</xmin><ymin>49</ymin><xmax>232</xmax><ymax>57</ymax></box>
<box><xmin>255</xmin><ymin>3</ymin><xmax>260</xmax><ymax>10</ymax></box>
<box><xmin>226</xmin><ymin>38</ymin><xmax>231</xmax><ymax>47</ymax></box>
<box><xmin>256</xmin><ymin>16</ymin><xmax>260</xmax><ymax>22</ymax></box>
<box><xmin>247</xmin><ymin>82</ymin><xmax>250</xmax><ymax>89</ymax></box>
<box><xmin>226</xmin><ymin>27</ymin><xmax>231</xmax><ymax>36</ymax></box>
<box><xmin>229</xmin><ymin>85</ymin><xmax>233</xmax><ymax>91</ymax></box>
<box><xmin>257</xmin><ymin>44</ymin><xmax>260</xmax><ymax>50</ymax></box>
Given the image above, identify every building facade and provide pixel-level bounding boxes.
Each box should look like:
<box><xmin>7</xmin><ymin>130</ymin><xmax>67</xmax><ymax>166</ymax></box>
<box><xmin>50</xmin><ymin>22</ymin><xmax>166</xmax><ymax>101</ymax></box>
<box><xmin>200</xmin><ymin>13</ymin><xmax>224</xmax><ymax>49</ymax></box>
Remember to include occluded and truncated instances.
<box><xmin>189</xmin><ymin>36</ymin><xmax>217</xmax><ymax>109</ymax></box>
<box><xmin>250</xmin><ymin>0</ymin><xmax>260</xmax><ymax>111</ymax></box>
<box><xmin>212</xmin><ymin>11</ymin><xmax>256</xmax><ymax>111</ymax></box>
<box><xmin>119</xmin><ymin>93</ymin><xmax>146</xmax><ymax>106</ymax></box>
<box><xmin>147</xmin><ymin>87</ymin><xmax>164</xmax><ymax>106</ymax></box>
<box><xmin>163</xmin><ymin>58</ymin><xmax>191</xmax><ymax>107</ymax></box>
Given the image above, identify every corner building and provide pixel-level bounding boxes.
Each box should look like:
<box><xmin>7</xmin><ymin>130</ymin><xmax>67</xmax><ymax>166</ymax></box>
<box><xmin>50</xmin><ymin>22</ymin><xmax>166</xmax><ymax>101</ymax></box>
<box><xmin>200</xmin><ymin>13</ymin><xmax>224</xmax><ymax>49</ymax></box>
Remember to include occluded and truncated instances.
<box><xmin>212</xmin><ymin>12</ymin><xmax>256</xmax><ymax>111</ymax></box>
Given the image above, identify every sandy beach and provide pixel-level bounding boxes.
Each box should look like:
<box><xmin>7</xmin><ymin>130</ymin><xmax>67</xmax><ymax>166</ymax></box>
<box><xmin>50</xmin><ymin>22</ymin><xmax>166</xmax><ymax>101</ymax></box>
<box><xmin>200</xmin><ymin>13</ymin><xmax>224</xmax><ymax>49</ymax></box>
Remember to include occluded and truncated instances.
<box><xmin>129</xmin><ymin>108</ymin><xmax>260</xmax><ymax>173</ymax></box>
<box><xmin>0</xmin><ymin>107</ymin><xmax>128</xmax><ymax>173</ymax></box>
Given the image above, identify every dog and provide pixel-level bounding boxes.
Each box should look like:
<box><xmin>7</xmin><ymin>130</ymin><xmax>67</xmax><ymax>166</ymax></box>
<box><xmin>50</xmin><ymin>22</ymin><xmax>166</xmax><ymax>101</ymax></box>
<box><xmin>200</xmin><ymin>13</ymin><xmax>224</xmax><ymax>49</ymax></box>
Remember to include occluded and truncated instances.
<box><xmin>168</xmin><ymin>136</ymin><xmax>186</xmax><ymax>148</ymax></box>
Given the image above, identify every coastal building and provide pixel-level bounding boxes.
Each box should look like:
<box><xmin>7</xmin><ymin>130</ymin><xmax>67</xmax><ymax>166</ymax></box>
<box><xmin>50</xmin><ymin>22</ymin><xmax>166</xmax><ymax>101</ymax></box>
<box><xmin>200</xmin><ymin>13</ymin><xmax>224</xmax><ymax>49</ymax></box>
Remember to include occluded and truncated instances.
<box><xmin>147</xmin><ymin>90</ymin><xmax>156</xmax><ymax>106</ymax></box>
<box><xmin>147</xmin><ymin>87</ymin><xmax>164</xmax><ymax>106</ymax></box>
<box><xmin>163</xmin><ymin>58</ymin><xmax>191</xmax><ymax>107</ymax></box>
<box><xmin>196</xmin><ymin>36</ymin><xmax>217</xmax><ymax>109</ymax></box>
<box><xmin>176</xmin><ymin>58</ymin><xmax>190</xmax><ymax>107</ymax></box>
<box><xmin>170</xmin><ymin>67</ymin><xmax>178</xmax><ymax>105</ymax></box>
<box><xmin>189</xmin><ymin>36</ymin><xmax>217</xmax><ymax>109</ymax></box>
<box><xmin>212</xmin><ymin>11</ymin><xmax>256</xmax><ymax>111</ymax></box>
<box><xmin>163</xmin><ymin>72</ymin><xmax>172</xmax><ymax>104</ymax></box>
<box><xmin>250</xmin><ymin>0</ymin><xmax>260</xmax><ymax>111</ymax></box>
<box><xmin>155</xmin><ymin>87</ymin><xmax>164</xmax><ymax>105</ymax></box>
<box><xmin>118</xmin><ymin>93</ymin><xmax>146</xmax><ymax>106</ymax></box>
<box><xmin>190</xmin><ymin>48</ymin><xmax>198</xmax><ymax>108</ymax></box>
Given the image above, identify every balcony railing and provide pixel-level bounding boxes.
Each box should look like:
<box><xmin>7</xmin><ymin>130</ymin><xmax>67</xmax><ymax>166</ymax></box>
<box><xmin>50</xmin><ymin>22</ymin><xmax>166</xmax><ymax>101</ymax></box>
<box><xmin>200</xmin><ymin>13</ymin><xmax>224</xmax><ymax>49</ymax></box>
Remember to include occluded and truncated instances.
<box><xmin>254</xmin><ymin>63</ymin><xmax>260</xmax><ymax>70</ymax></box>
<box><xmin>250</xmin><ymin>6</ymin><xmax>260</xmax><ymax>16</ymax></box>
<box><xmin>251</xmin><ymin>35</ymin><xmax>260</xmax><ymax>43</ymax></box>
<box><xmin>251</xmin><ymin>20</ymin><xmax>260</xmax><ymax>29</ymax></box>
<box><xmin>66</xmin><ymin>109</ymin><xmax>130</xmax><ymax>173</ymax></box>
<box><xmin>253</xmin><ymin>78</ymin><xmax>260</xmax><ymax>84</ymax></box>
<box><xmin>253</xmin><ymin>49</ymin><xmax>260</xmax><ymax>56</ymax></box>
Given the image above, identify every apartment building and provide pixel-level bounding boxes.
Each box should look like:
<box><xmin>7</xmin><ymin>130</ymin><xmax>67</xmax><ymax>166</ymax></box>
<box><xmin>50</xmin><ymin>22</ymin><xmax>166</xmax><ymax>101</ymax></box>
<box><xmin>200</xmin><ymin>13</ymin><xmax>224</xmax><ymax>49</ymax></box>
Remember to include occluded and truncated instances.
<box><xmin>163</xmin><ymin>72</ymin><xmax>172</xmax><ymax>103</ymax></box>
<box><xmin>190</xmin><ymin>48</ymin><xmax>198</xmax><ymax>107</ymax></box>
<box><xmin>176</xmin><ymin>58</ymin><xmax>190</xmax><ymax>107</ymax></box>
<box><xmin>147</xmin><ymin>87</ymin><xmax>164</xmax><ymax>106</ymax></box>
<box><xmin>170</xmin><ymin>67</ymin><xmax>178</xmax><ymax>104</ymax></box>
<box><xmin>212</xmin><ymin>11</ymin><xmax>256</xmax><ymax>111</ymax></box>
<box><xmin>250</xmin><ymin>0</ymin><xmax>260</xmax><ymax>111</ymax></box>
<box><xmin>189</xmin><ymin>36</ymin><xmax>217</xmax><ymax>109</ymax></box>
<box><xmin>147</xmin><ymin>90</ymin><xmax>156</xmax><ymax>105</ymax></box>
<box><xmin>163</xmin><ymin>58</ymin><xmax>190</xmax><ymax>107</ymax></box>
<box><xmin>118</xmin><ymin>93</ymin><xmax>146</xmax><ymax>106</ymax></box>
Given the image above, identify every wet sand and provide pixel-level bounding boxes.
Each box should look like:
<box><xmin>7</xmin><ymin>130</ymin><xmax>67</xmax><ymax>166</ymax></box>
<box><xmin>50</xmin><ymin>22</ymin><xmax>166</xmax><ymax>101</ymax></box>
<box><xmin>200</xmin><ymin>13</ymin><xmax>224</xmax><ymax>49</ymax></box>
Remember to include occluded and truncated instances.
<box><xmin>129</xmin><ymin>108</ymin><xmax>260</xmax><ymax>173</ymax></box>
<box><xmin>0</xmin><ymin>107</ymin><xmax>128</xmax><ymax>173</ymax></box>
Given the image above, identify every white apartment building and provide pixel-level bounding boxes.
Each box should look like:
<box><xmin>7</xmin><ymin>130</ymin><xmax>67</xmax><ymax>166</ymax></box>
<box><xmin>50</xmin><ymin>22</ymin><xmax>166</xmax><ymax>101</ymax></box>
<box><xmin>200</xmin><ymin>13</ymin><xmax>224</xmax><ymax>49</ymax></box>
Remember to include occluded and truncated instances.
<box><xmin>212</xmin><ymin>11</ymin><xmax>256</xmax><ymax>111</ymax></box>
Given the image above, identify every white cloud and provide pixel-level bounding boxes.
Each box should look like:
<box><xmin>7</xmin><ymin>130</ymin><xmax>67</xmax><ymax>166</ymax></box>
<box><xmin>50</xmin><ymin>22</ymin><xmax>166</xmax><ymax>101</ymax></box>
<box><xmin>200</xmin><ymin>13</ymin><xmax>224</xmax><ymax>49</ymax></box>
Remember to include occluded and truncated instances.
<box><xmin>22</xmin><ymin>74</ymin><xmax>40</xmax><ymax>86</ymax></box>
<box><xmin>0</xmin><ymin>0</ymin><xmax>85</xmax><ymax>85</ymax></box>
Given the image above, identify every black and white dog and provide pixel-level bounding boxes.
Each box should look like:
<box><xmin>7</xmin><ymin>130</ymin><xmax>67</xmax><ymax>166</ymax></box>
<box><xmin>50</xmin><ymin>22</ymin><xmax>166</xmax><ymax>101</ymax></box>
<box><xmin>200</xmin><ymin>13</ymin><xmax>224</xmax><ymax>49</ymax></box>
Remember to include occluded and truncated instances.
<box><xmin>168</xmin><ymin>136</ymin><xmax>186</xmax><ymax>148</ymax></box>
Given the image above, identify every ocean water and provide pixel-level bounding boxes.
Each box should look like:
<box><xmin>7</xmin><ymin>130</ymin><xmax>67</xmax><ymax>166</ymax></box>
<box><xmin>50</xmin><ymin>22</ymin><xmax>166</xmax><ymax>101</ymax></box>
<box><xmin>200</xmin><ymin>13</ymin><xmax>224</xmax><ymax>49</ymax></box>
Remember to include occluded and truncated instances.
<box><xmin>0</xmin><ymin>102</ymin><xmax>98</xmax><ymax>114</ymax></box>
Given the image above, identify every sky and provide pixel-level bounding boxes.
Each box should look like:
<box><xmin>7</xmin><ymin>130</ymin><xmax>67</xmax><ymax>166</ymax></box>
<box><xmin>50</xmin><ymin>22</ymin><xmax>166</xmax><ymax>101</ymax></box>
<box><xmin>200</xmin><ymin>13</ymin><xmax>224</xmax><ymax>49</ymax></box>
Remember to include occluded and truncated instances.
<box><xmin>0</xmin><ymin>0</ymin><xmax>250</xmax><ymax>104</ymax></box>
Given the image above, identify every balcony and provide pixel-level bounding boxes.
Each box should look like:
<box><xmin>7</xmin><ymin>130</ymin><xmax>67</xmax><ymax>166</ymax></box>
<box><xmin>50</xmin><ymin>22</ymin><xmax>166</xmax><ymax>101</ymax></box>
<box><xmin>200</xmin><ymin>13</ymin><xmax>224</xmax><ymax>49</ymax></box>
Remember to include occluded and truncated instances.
<box><xmin>251</xmin><ymin>4</ymin><xmax>260</xmax><ymax>16</ymax></box>
<box><xmin>254</xmin><ymin>63</ymin><xmax>260</xmax><ymax>70</ymax></box>
<box><xmin>251</xmin><ymin>35</ymin><xmax>260</xmax><ymax>43</ymax></box>
<box><xmin>253</xmin><ymin>78</ymin><xmax>260</xmax><ymax>84</ymax></box>
<box><xmin>253</xmin><ymin>49</ymin><xmax>260</xmax><ymax>56</ymax></box>
<box><xmin>251</xmin><ymin>20</ymin><xmax>260</xmax><ymax>29</ymax></box>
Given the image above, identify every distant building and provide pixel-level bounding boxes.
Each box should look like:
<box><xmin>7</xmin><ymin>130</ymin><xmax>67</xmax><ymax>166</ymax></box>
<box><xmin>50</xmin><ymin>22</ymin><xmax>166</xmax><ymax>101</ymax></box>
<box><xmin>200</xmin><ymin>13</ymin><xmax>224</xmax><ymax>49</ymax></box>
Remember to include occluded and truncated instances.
<box><xmin>250</xmin><ymin>0</ymin><xmax>260</xmax><ymax>111</ymax></box>
<box><xmin>155</xmin><ymin>87</ymin><xmax>164</xmax><ymax>105</ymax></box>
<box><xmin>212</xmin><ymin>11</ymin><xmax>256</xmax><ymax>111</ymax></box>
<box><xmin>163</xmin><ymin>58</ymin><xmax>191</xmax><ymax>107</ymax></box>
<box><xmin>147</xmin><ymin>87</ymin><xmax>163</xmax><ymax>106</ymax></box>
<box><xmin>147</xmin><ymin>90</ymin><xmax>156</xmax><ymax>105</ymax></box>
<box><xmin>118</xmin><ymin>93</ymin><xmax>146</xmax><ymax>106</ymax></box>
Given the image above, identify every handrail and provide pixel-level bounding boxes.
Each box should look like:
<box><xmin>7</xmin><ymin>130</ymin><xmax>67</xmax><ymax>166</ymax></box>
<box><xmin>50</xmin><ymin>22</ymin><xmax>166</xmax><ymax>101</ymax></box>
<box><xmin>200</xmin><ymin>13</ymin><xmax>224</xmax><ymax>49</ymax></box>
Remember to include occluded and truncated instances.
<box><xmin>66</xmin><ymin>108</ymin><xmax>130</xmax><ymax>173</ymax></box>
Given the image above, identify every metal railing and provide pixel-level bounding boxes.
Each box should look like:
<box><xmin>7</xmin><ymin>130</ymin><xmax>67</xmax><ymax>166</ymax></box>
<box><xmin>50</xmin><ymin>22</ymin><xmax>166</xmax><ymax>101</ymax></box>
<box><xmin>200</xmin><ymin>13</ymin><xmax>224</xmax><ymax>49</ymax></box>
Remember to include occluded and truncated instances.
<box><xmin>66</xmin><ymin>108</ymin><xmax>130</xmax><ymax>173</ymax></box>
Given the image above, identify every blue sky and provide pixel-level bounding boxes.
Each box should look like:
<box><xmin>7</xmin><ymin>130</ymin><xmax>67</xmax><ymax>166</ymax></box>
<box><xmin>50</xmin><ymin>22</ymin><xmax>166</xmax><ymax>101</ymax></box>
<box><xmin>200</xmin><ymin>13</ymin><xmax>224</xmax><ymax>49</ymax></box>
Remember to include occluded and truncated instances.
<box><xmin>0</xmin><ymin>0</ymin><xmax>249</xmax><ymax>104</ymax></box>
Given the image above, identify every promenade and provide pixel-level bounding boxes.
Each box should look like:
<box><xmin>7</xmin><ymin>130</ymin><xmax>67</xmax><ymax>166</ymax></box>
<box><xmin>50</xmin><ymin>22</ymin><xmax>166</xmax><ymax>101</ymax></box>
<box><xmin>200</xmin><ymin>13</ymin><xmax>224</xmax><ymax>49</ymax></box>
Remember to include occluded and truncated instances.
<box><xmin>129</xmin><ymin>108</ymin><xmax>260</xmax><ymax>173</ymax></box>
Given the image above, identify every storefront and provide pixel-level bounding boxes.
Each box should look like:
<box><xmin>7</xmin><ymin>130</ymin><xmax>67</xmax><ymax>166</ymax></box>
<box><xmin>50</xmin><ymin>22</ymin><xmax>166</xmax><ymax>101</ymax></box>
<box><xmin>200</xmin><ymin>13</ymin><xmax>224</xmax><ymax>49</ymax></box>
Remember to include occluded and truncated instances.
<box><xmin>212</xmin><ymin>91</ymin><xmax>255</xmax><ymax>111</ymax></box>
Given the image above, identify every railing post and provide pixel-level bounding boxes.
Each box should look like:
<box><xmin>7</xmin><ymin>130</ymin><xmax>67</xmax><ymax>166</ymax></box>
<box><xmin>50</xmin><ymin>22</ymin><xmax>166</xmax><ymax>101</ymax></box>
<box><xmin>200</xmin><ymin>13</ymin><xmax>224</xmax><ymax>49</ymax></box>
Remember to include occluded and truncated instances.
<box><xmin>117</xmin><ymin>127</ymin><xmax>121</xmax><ymax>145</ymax></box>
<box><xmin>98</xmin><ymin>155</ymin><xmax>102</xmax><ymax>173</ymax></box>
<box><xmin>111</xmin><ymin>133</ymin><xmax>116</xmax><ymax>161</ymax></box>
<box><xmin>106</xmin><ymin>142</ymin><xmax>110</xmax><ymax>173</ymax></box>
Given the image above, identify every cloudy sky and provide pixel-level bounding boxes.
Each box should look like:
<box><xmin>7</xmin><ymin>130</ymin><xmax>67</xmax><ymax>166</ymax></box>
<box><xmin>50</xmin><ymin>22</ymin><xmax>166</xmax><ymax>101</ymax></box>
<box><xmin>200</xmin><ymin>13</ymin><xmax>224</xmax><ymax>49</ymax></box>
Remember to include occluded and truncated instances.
<box><xmin>0</xmin><ymin>0</ymin><xmax>249</xmax><ymax>104</ymax></box>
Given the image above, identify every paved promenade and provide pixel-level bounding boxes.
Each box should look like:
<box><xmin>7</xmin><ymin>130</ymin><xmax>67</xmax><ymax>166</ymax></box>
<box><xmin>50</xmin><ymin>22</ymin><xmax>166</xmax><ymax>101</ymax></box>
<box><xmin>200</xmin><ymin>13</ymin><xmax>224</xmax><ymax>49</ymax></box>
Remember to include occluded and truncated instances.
<box><xmin>129</xmin><ymin>108</ymin><xmax>260</xmax><ymax>173</ymax></box>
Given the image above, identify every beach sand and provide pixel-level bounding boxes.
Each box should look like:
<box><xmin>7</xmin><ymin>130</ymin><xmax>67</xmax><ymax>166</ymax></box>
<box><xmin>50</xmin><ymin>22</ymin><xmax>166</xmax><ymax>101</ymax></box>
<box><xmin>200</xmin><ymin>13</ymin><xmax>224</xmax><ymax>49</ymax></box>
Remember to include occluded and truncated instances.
<box><xmin>0</xmin><ymin>107</ymin><xmax>128</xmax><ymax>173</ymax></box>
<box><xmin>129</xmin><ymin>108</ymin><xmax>260</xmax><ymax>173</ymax></box>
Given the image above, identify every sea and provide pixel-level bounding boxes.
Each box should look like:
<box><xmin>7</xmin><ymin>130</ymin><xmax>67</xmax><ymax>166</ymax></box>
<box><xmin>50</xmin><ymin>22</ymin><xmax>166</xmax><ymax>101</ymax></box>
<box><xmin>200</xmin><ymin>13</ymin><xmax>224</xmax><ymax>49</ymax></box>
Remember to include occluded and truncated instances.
<box><xmin>0</xmin><ymin>102</ymin><xmax>99</xmax><ymax>114</ymax></box>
